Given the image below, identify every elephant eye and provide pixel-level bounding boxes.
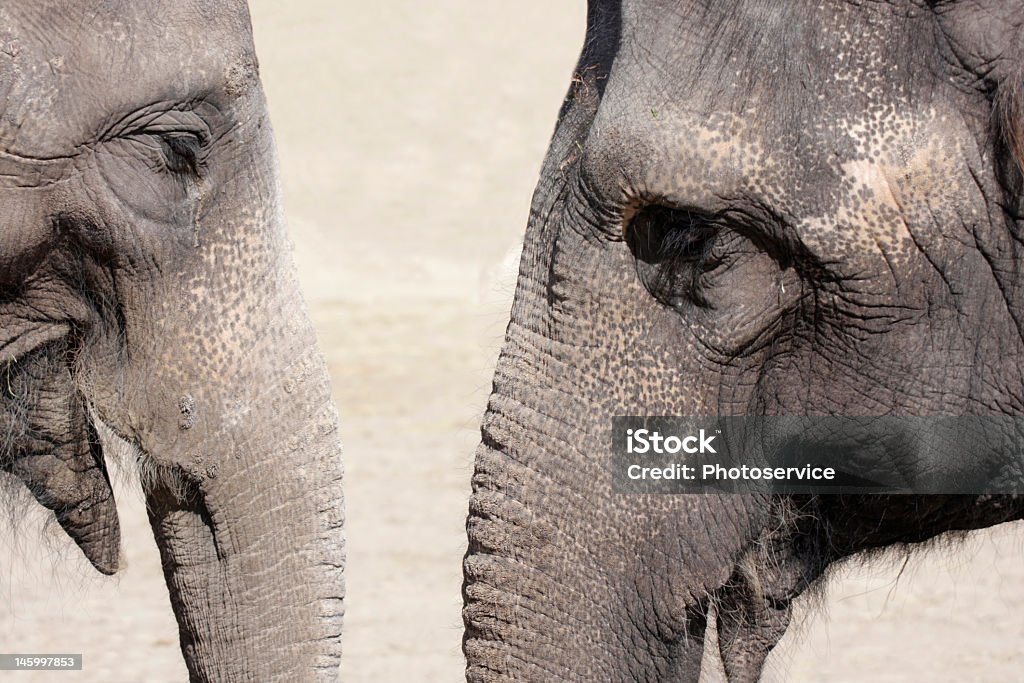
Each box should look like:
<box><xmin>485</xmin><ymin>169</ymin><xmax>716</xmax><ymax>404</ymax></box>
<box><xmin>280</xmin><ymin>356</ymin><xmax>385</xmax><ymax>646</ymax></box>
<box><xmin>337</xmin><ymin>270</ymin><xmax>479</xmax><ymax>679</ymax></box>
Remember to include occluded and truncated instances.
<box><xmin>626</xmin><ymin>205</ymin><xmax>721</xmax><ymax>310</ymax></box>
<box><xmin>158</xmin><ymin>132</ymin><xmax>203</xmax><ymax>177</ymax></box>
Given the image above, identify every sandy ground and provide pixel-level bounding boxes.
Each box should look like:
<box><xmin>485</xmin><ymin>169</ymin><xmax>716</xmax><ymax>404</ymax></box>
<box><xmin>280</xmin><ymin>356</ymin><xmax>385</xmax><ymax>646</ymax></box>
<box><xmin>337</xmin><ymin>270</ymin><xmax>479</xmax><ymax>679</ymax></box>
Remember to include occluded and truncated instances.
<box><xmin>2</xmin><ymin>2</ymin><xmax>1023</xmax><ymax>682</ymax></box>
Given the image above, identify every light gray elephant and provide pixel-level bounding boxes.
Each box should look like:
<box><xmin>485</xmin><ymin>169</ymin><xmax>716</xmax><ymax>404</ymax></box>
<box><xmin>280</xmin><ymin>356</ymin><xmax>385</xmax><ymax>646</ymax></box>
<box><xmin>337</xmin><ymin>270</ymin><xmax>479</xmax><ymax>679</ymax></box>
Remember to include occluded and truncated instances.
<box><xmin>0</xmin><ymin>2</ymin><xmax>344</xmax><ymax>680</ymax></box>
<box><xmin>464</xmin><ymin>1</ymin><xmax>1024</xmax><ymax>681</ymax></box>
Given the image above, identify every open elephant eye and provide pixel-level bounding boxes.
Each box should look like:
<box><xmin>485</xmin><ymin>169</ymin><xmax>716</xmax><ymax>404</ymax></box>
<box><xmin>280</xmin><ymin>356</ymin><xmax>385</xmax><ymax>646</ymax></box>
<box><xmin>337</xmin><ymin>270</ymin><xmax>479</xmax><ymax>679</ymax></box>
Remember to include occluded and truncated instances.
<box><xmin>626</xmin><ymin>205</ymin><xmax>721</xmax><ymax>309</ymax></box>
<box><xmin>158</xmin><ymin>132</ymin><xmax>203</xmax><ymax>176</ymax></box>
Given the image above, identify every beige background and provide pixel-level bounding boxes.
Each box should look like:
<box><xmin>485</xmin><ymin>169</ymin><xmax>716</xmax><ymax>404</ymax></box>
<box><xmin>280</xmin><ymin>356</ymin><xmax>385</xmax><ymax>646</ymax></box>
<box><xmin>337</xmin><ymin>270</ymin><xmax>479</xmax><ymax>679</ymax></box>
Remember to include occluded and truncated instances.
<box><xmin>2</xmin><ymin>2</ymin><xmax>1023</xmax><ymax>681</ymax></box>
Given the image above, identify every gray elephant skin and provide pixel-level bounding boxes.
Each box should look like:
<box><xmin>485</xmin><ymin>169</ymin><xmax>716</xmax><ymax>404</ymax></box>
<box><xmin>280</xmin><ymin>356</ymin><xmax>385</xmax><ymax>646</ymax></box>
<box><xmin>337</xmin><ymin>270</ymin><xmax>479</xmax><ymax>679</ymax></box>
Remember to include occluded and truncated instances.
<box><xmin>464</xmin><ymin>1</ymin><xmax>1024</xmax><ymax>681</ymax></box>
<box><xmin>0</xmin><ymin>2</ymin><xmax>344</xmax><ymax>681</ymax></box>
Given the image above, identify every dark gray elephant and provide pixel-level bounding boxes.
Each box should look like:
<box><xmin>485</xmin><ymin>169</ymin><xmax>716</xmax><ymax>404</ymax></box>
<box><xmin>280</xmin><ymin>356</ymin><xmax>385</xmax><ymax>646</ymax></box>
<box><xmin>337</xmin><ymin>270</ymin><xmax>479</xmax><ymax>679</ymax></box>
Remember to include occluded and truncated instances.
<box><xmin>0</xmin><ymin>2</ymin><xmax>344</xmax><ymax>680</ymax></box>
<box><xmin>464</xmin><ymin>1</ymin><xmax>1024</xmax><ymax>681</ymax></box>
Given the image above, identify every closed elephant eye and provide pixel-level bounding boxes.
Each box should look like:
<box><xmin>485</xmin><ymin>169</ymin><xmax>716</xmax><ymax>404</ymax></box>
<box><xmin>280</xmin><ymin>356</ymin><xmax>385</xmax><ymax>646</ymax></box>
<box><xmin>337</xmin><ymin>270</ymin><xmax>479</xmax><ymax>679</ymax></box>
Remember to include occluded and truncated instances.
<box><xmin>626</xmin><ymin>205</ymin><xmax>721</xmax><ymax>309</ymax></box>
<box><xmin>157</xmin><ymin>132</ymin><xmax>203</xmax><ymax>177</ymax></box>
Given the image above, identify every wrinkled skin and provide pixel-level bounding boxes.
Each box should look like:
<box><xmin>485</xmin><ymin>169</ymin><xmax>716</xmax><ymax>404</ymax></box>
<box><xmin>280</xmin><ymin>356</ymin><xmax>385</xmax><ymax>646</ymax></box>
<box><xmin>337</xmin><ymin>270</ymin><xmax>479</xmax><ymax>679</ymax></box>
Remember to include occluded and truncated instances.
<box><xmin>0</xmin><ymin>2</ymin><xmax>344</xmax><ymax>681</ymax></box>
<box><xmin>464</xmin><ymin>1</ymin><xmax>1024</xmax><ymax>681</ymax></box>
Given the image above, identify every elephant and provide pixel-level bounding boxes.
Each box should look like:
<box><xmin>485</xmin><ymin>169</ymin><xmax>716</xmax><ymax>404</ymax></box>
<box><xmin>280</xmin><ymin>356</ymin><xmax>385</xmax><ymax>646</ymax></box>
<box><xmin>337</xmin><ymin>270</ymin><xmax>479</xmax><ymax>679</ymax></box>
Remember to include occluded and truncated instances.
<box><xmin>0</xmin><ymin>2</ymin><xmax>344</xmax><ymax>681</ymax></box>
<box><xmin>463</xmin><ymin>1</ymin><xmax>1024</xmax><ymax>681</ymax></box>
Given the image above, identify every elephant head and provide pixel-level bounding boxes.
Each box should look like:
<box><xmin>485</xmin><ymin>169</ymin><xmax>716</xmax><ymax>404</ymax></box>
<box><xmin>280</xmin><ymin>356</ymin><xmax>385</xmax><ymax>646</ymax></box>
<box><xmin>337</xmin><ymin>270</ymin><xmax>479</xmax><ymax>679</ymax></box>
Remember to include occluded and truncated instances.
<box><xmin>0</xmin><ymin>2</ymin><xmax>344</xmax><ymax>680</ymax></box>
<box><xmin>464</xmin><ymin>1</ymin><xmax>1024</xmax><ymax>681</ymax></box>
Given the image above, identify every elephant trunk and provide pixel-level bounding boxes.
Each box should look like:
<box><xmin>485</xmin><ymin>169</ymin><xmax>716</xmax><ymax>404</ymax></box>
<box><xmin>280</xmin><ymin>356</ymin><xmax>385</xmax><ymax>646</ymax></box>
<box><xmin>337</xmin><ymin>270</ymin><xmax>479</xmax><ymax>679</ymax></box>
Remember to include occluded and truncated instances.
<box><xmin>463</xmin><ymin>331</ymin><xmax>643</xmax><ymax>682</ymax></box>
<box><xmin>140</xmin><ymin>310</ymin><xmax>345</xmax><ymax>682</ymax></box>
<box><xmin>464</xmin><ymin>321</ymin><xmax>755</xmax><ymax>681</ymax></box>
<box><xmin>463</xmin><ymin>401</ymin><xmax>682</xmax><ymax>681</ymax></box>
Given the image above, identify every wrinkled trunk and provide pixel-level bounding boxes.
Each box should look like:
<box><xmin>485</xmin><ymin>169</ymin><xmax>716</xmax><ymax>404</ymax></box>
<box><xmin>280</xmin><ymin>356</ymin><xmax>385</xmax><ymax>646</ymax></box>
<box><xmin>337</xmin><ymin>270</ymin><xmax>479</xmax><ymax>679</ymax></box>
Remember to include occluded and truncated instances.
<box><xmin>464</xmin><ymin>314</ymin><xmax>762</xmax><ymax>682</ymax></box>
<box><xmin>122</xmin><ymin>264</ymin><xmax>348</xmax><ymax>679</ymax></box>
<box><xmin>124</xmin><ymin>258</ymin><xmax>346</xmax><ymax>680</ymax></box>
<box><xmin>143</xmin><ymin>324</ymin><xmax>345</xmax><ymax>682</ymax></box>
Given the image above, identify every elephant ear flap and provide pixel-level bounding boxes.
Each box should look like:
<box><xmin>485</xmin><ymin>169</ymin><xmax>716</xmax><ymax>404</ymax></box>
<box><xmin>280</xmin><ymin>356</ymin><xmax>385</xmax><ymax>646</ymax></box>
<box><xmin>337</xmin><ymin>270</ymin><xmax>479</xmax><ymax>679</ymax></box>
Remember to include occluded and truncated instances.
<box><xmin>3</xmin><ymin>356</ymin><xmax>121</xmax><ymax>575</ymax></box>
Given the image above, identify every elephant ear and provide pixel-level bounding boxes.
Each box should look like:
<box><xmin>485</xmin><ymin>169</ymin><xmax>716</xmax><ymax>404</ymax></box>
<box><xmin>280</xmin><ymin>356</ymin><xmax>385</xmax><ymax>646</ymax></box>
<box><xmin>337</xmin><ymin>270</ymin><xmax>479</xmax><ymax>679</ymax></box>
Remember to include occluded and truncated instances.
<box><xmin>2</xmin><ymin>351</ymin><xmax>120</xmax><ymax>575</ymax></box>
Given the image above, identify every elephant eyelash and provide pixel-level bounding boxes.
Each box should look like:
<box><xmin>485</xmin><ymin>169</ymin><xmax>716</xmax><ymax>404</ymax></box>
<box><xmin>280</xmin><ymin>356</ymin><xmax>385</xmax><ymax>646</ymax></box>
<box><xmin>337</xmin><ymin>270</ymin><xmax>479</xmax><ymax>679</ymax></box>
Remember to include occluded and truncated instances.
<box><xmin>628</xmin><ymin>206</ymin><xmax>718</xmax><ymax>263</ymax></box>
<box><xmin>157</xmin><ymin>132</ymin><xmax>204</xmax><ymax>177</ymax></box>
<box><xmin>626</xmin><ymin>205</ymin><xmax>721</xmax><ymax>309</ymax></box>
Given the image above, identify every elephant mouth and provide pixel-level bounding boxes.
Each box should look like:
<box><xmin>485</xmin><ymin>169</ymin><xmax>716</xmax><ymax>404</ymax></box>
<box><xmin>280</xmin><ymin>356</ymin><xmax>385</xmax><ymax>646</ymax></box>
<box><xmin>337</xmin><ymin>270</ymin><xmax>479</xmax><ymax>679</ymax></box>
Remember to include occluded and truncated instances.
<box><xmin>0</xmin><ymin>320</ymin><xmax>72</xmax><ymax>364</ymax></box>
<box><xmin>1</xmin><ymin>342</ymin><xmax>121</xmax><ymax>575</ymax></box>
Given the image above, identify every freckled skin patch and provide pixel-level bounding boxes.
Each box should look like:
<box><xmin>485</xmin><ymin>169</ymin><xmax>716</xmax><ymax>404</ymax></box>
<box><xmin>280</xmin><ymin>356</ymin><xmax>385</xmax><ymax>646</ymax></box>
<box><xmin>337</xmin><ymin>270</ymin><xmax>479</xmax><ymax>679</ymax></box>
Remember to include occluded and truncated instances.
<box><xmin>465</xmin><ymin>1</ymin><xmax>1024</xmax><ymax>681</ymax></box>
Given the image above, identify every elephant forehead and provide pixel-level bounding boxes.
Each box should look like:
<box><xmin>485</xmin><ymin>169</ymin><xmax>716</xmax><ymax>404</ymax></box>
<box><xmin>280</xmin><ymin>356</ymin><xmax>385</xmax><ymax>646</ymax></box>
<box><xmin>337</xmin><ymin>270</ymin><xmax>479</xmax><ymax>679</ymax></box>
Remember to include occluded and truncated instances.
<box><xmin>590</xmin><ymin>4</ymin><xmax>932</xmax><ymax>184</ymax></box>
<box><xmin>583</xmin><ymin>1</ymin><xmax>991</xmax><ymax>264</ymax></box>
<box><xmin>0</xmin><ymin>0</ymin><xmax>256</xmax><ymax>159</ymax></box>
<box><xmin>590</xmin><ymin>101</ymin><xmax>967</xmax><ymax>214</ymax></box>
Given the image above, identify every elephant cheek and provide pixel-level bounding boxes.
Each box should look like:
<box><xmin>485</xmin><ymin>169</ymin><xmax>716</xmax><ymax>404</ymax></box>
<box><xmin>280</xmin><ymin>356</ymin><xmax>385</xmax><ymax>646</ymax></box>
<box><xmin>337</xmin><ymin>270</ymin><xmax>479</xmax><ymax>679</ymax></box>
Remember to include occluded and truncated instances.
<box><xmin>3</xmin><ymin>353</ymin><xmax>120</xmax><ymax>575</ymax></box>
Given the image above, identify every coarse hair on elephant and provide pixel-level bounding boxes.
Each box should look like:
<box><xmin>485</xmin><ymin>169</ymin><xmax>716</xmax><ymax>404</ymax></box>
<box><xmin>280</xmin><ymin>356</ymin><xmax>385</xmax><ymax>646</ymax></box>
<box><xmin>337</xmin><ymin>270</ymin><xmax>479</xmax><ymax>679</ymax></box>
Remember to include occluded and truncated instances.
<box><xmin>0</xmin><ymin>2</ymin><xmax>344</xmax><ymax>681</ymax></box>
<box><xmin>463</xmin><ymin>1</ymin><xmax>1024</xmax><ymax>681</ymax></box>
